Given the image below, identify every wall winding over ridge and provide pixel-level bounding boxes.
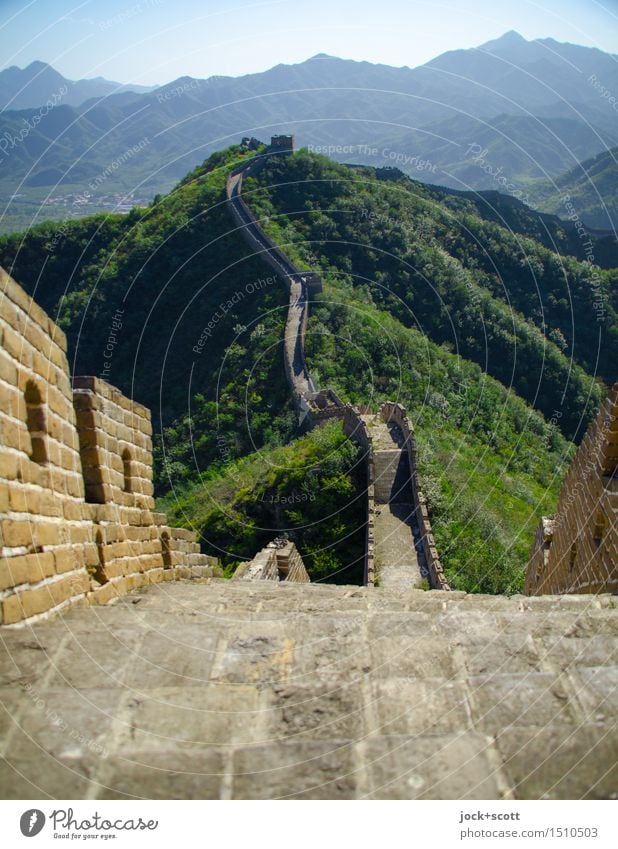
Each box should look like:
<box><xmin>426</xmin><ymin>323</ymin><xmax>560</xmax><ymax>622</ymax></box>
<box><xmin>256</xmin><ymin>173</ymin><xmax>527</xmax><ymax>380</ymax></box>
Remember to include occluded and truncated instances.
<box><xmin>226</xmin><ymin>142</ymin><xmax>444</xmax><ymax>587</ymax></box>
<box><xmin>226</xmin><ymin>153</ymin><xmax>319</xmax><ymax>401</ymax></box>
<box><xmin>0</xmin><ymin>267</ymin><xmax>217</xmax><ymax>626</ymax></box>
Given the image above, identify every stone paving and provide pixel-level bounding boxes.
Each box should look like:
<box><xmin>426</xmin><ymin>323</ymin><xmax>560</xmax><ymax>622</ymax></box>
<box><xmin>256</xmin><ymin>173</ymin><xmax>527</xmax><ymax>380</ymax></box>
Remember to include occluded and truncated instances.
<box><xmin>364</xmin><ymin>415</ymin><xmax>424</xmax><ymax>588</ymax></box>
<box><xmin>1</xmin><ymin>579</ymin><xmax>616</xmax><ymax>799</ymax></box>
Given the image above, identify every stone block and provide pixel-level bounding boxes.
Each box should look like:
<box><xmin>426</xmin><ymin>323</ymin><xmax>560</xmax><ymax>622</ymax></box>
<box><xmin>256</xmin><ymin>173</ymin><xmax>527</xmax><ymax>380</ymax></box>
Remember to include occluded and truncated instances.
<box><xmin>0</xmin><ymin>351</ymin><xmax>18</xmax><ymax>386</ymax></box>
<box><xmin>0</xmin><ymin>751</ymin><xmax>97</xmax><ymax>799</ymax></box>
<box><xmin>467</xmin><ymin>672</ymin><xmax>577</xmax><ymax>733</ymax></box>
<box><xmin>232</xmin><ymin>739</ymin><xmax>357</xmax><ymax>799</ymax></box>
<box><xmin>364</xmin><ymin>732</ymin><xmax>503</xmax><ymax>799</ymax></box>
<box><xmin>0</xmin><ymin>551</ymin><xmax>55</xmax><ymax>590</ymax></box>
<box><xmin>9</xmin><ymin>485</ymin><xmax>30</xmax><ymax>513</ymax></box>
<box><xmin>496</xmin><ymin>724</ymin><xmax>618</xmax><ymax>799</ymax></box>
<box><xmin>1</xmin><ymin>572</ymin><xmax>89</xmax><ymax>624</ymax></box>
<box><xmin>98</xmin><ymin>749</ymin><xmax>225</xmax><ymax>799</ymax></box>
<box><xmin>0</xmin><ymin>518</ymin><xmax>33</xmax><ymax>548</ymax></box>
<box><xmin>265</xmin><ymin>682</ymin><xmax>365</xmax><ymax>741</ymax></box>
<box><xmin>0</xmin><ymin>451</ymin><xmax>19</xmax><ymax>480</ymax></box>
<box><xmin>371</xmin><ymin>677</ymin><xmax>470</xmax><ymax>736</ymax></box>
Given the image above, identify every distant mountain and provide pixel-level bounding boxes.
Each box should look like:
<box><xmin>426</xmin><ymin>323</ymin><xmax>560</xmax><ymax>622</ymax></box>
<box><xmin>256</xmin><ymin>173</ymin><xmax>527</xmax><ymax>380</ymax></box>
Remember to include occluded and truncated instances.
<box><xmin>528</xmin><ymin>146</ymin><xmax>618</xmax><ymax>230</ymax></box>
<box><xmin>0</xmin><ymin>61</ymin><xmax>156</xmax><ymax>110</ymax></box>
<box><xmin>1</xmin><ymin>33</ymin><xmax>617</xmax><ymax>233</ymax></box>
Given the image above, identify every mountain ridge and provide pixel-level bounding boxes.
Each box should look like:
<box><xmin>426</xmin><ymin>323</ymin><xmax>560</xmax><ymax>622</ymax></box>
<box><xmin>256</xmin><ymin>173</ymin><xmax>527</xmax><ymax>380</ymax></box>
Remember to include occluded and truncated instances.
<box><xmin>0</xmin><ymin>60</ymin><xmax>156</xmax><ymax>111</ymax></box>
<box><xmin>1</xmin><ymin>32</ymin><xmax>617</xmax><ymax>233</ymax></box>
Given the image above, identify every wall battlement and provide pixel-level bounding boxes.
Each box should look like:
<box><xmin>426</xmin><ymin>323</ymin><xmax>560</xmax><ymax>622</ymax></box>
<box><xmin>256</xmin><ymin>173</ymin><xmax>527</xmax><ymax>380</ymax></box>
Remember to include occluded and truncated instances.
<box><xmin>233</xmin><ymin>539</ymin><xmax>310</xmax><ymax>583</ymax></box>
<box><xmin>0</xmin><ymin>267</ymin><xmax>216</xmax><ymax>626</ymax></box>
<box><xmin>526</xmin><ymin>382</ymin><xmax>618</xmax><ymax>595</ymax></box>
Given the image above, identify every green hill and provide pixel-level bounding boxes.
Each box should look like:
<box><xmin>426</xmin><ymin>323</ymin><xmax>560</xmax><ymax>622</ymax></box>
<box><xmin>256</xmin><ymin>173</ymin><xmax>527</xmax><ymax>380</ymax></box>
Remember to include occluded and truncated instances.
<box><xmin>243</xmin><ymin>151</ymin><xmax>614</xmax><ymax>436</ymax></box>
<box><xmin>528</xmin><ymin>145</ymin><xmax>618</xmax><ymax>230</ymax></box>
<box><xmin>1</xmin><ymin>145</ymin><xmax>615</xmax><ymax>592</ymax></box>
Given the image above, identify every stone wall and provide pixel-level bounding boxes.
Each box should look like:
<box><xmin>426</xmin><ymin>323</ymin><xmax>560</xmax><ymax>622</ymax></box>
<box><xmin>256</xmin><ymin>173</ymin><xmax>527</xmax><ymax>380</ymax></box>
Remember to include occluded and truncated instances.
<box><xmin>226</xmin><ymin>150</ymin><xmax>322</xmax><ymax>407</ymax></box>
<box><xmin>307</xmin><ymin>394</ymin><xmax>376</xmax><ymax>584</ymax></box>
<box><xmin>233</xmin><ymin>539</ymin><xmax>310</xmax><ymax>583</ymax></box>
<box><xmin>226</xmin><ymin>145</ymin><xmax>436</xmax><ymax>589</ymax></box>
<box><xmin>526</xmin><ymin>383</ymin><xmax>618</xmax><ymax>595</ymax></box>
<box><xmin>380</xmin><ymin>401</ymin><xmax>450</xmax><ymax>590</ymax></box>
<box><xmin>341</xmin><ymin>405</ymin><xmax>375</xmax><ymax>585</ymax></box>
<box><xmin>0</xmin><ymin>267</ymin><xmax>217</xmax><ymax>626</ymax></box>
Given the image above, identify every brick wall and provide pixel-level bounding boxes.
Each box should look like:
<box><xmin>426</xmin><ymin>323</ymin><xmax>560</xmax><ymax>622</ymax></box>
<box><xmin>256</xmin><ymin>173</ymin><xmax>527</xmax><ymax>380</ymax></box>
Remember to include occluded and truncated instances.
<box><xmin>526</xmin><ymin>383</ymin><xmax>618</xmax><ymax>595</ymax></box>
<box><xmin>234</xmin><ymin>540</ymin><xmax>310</xmax><ymax>583</ymax></box>
<box><xmin>1</xmin><ymin>267</ymin><xmax>217</xmax><ymax>626</ymax></box>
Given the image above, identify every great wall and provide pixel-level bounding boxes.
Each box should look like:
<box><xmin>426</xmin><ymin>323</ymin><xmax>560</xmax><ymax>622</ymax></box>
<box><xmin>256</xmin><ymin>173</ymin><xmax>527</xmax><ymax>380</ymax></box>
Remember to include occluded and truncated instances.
<box><xmin>227</xmin><ymin>137</ymin><xmax>447</xmax><ymax>589</ymax></box>
<box><xmin>228</xmin><ymin>137</ymin><xmax>617</xmax><ymax>597</ymax></box>
<box><xmin>0</xmin><ymin>138</ymin><xmax>616</xmax><ymax>799</ymax></box>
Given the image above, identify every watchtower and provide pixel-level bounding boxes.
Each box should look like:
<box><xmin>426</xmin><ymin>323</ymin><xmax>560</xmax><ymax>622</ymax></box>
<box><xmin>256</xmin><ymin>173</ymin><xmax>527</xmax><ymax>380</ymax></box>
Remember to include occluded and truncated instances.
<box><xmin>270</xmin><ymin>135</ymin><xmax>295</xmax><ymax>153</ymax></box>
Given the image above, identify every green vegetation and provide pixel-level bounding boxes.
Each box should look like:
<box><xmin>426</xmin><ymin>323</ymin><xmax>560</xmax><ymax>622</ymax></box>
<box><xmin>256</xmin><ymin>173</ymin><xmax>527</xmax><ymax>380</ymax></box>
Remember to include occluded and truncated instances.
<box><xmin>528</xmin><ymin>145</ymin><xmax>618</xmax><ymax>231</ymax></box>
<box><xmin>160</xmin><ymin>420</ymin><xmax>366</xmax><ymax>584</ymax></box>
<box><xmin>305</xmin><ymin>274</ymin><xmax>571</xmax><ymax>593</ymax></box>
<box><xmin>1</xmin><ymin>144</ymin><xmax>614</xmax><ymax>592</ymax></box>
<box><xmin>240</xmin><ymin>149</ymin><xmax>616</xmax><ymax>592</ymax></box>
<box><xmin>0</xmin><ymin>145</ymin><xmax>297</xmax><ymax>485</ymax></box>
<box><xmin>244</xmin><ymin>151</ymin><xmax>615</xmax><ymax>439</ymax></box>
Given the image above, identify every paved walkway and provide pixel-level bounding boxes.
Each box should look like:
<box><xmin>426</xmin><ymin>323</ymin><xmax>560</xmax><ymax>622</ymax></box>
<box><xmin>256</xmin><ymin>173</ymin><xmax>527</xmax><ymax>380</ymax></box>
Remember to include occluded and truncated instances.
<box><xmin>363</xmin><ymin>415</ymin><xmax>424</xmax><ymax>588</ymax></box>
<box><xmin>1</xmin><ymin>579</ymin><xmax>616</xmax><ymax>799</ymax></box>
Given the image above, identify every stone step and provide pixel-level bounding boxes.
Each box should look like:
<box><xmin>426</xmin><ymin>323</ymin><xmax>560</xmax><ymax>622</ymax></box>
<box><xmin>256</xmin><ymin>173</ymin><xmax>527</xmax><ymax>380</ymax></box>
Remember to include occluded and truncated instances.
<box><xmin>373</xmin><ymin>449</ymin><xmax>412</xmax><ymax>503</ymax></box>
<box><xmin>0</xmin><ymin>578</ymin><xmax>616</xmax><ymax>800</ymax></box>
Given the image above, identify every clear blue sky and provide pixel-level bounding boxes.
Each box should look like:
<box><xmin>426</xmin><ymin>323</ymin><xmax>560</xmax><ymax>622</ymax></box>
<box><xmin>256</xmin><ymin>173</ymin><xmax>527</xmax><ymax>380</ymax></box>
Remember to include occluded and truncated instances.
<box><xmin>1</xmin><ymin>0</ymin><xmax>617</xmax><ymax>85</ymax></box>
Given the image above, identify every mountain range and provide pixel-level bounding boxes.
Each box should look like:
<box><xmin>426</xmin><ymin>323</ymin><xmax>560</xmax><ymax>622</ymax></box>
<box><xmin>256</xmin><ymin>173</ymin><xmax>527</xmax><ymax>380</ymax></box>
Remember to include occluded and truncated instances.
<box><xmin>1</xmin><ymin>31</ymin><xmax>617</xmax><ymax>233</ymax></box>
<box><xmin>0</xmin><ymin>60</ymin><xmax>155</xmax><ymax>110</ymax></box>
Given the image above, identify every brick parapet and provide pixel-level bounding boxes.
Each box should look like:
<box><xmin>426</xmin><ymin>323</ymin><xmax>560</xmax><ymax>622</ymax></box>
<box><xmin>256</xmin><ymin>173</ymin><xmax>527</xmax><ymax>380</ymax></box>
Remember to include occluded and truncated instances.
<box><xmin>233</xmin><ymin>540</ymin><xmax>310</xmax><ymax>583</ymax></box>
<box><xmin>1</xmin><ymin>267</ymin><xmax>218</xmax><ymax>626</ymax></box>
<box><xmin>380</xmin><ymin>401</ymin><xmax>449</xmax><ymax>591</ymax></box>
<box><xmin>526</xmin><ymin>383</ymin><xmax>618</xmax><ymax>595</ymax></box>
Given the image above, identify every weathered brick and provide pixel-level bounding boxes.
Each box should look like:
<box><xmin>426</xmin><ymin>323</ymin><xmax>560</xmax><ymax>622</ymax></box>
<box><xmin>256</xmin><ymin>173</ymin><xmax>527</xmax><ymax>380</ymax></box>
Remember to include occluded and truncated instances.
<box><xmin>0</xmin><ymin>451</ymin><xmax>19</xmax><ymax>480</ymax></box>
<box><xmin>0</xmin><ymin>351</ymin><xmax>18</xmax><ymax>386</ymax></box>
<box><xmin>1</xmin><ymin>571</ymin><xmax>90</xmax><ymax>624</ymax></box>
<box><xmin>0</xmin><ymin>551</ymin><xmax>55</xmax><ymax>590</ymax></box>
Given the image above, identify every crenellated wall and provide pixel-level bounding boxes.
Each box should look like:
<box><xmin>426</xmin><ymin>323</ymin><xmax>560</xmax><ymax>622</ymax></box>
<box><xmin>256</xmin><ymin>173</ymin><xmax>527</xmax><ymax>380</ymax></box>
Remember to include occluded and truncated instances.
<box><xmin>73</xmin><ymin>376</ymin><xmax>155</xmax><ymax>508</ymax></box>
<box><xmin>526</xmin><ymin>383</ymin><xmax>618</xmax><ymax>595</ymax></box>
<box><xmin>233</xmin><ymin>539</ymin><xmax>310</xmax><ymax>583</ymax></box>
<box><xmin>226</xmin><ymin>141</ymin><xmax>443</xmax><ymax>588</ymax></box>
<box><xmin>0</xmin><ymin>267</ymin><xmax>217</xmax><ymax>626</ymax></box>
<box><xmin>379</xmin><ymin>401</ymin><xmax>450</xmax><ymax>590</ymax></box>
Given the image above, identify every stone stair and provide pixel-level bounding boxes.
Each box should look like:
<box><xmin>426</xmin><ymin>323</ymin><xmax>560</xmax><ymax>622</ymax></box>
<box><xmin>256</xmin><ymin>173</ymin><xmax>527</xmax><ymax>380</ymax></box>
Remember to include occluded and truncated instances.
<box><xmin>363</xmin><ymin>415</ymin><xmax>424</xmax><ymax>588</ymax></box>
<box><xmin>2</xmin><ymin>577</ymin><xmax>615</xmax><ymax>800</ymax></box>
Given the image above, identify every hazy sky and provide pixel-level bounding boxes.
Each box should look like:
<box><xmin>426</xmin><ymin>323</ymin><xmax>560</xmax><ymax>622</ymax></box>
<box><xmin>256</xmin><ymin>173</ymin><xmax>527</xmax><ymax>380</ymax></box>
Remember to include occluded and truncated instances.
<box><xmin>1</xmin><ymin>0</ymin><xmax>617</xmax><ymax>85</ymax></box>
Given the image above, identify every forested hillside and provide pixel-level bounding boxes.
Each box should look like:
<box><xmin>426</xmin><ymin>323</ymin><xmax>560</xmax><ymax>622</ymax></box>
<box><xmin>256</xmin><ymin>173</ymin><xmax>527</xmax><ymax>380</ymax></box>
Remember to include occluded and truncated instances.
<box><xmin>1</xmin><ymin>145</ymin><xmax>615</xmax><ymax>590</ymax></box>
